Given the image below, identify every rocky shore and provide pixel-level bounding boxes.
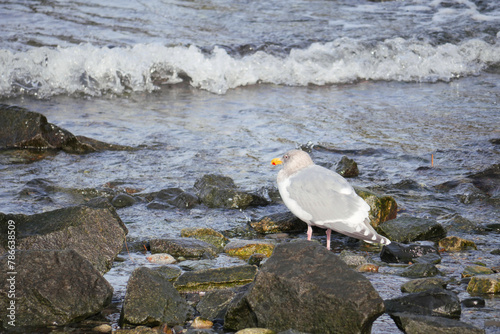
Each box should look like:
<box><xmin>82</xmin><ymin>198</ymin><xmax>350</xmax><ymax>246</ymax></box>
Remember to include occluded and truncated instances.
<box><xmin>0</xmin><ymin>105</ymin><xmax>499</xmax><ymax>333</ymax></box>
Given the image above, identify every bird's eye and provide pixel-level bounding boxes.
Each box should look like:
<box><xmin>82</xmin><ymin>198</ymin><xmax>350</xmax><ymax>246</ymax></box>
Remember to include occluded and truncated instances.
<box><xmin>283</xmin><ymin>154</ymin><xmax>289</xmax><ymax>160</ymax></box>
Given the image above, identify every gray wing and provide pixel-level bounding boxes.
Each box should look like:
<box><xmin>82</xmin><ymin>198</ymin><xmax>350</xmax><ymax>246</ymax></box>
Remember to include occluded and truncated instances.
<box><xmin>285</xmin><ymin>165</ymin><xmax>370</xmax><ymax>228</ymax></box>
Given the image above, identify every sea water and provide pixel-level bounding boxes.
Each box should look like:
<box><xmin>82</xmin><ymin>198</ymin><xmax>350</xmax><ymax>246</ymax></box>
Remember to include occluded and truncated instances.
<box><xmin>1</xmin><ymin>0</ymin><xmax>499</xmax><ymax>332</ymax></box>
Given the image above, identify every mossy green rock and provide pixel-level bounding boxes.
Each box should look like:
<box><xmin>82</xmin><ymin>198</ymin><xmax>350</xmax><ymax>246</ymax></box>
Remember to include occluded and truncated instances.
<box><xmin>466</xmin><ymin>273</ymin><xmax>500</xmax><ymax>294</ymax></box>
<box><xmin>149</xmin><ymin>238</ymin><xmax>217</xmax><ymax>258</ymax></box>
<box><xmin>174</xmin><ymin>265</ymin><xmax>257</xmax><ymax>292</ymax></box>
<box><xmin>439</xmin><ymin>236</ymin><xmax>477</xmax><ymax>252</ymax></box>
<box><xmin>181</xmin><ymin>227</ymin><xmax>229</xmax><ymax>251</ymax></box>
<box><xmin>462</xmin><ymin>265</ymin><xmax>494</xmax><ymax>278</ymax></box>
<box><xmin>354</xmin><ymin>187</ymin><xmax>397</xmax><ymax>228</ymax></box>
<box><xmin>401</xmin><ymin>277</ymin><xmax>448</xmax><ymax>293</ymax></box>
<box><xmin>250</xmin><ymin>211</ymin><xmax>306</xmax><ymax>234</ymax></box>
<box><xmin>378</xmin><ymin>216</ymin><xmax>446</xmax><ymax>243</ymax></box>
<box><xmin>400</xmin><ymin>263</ymin><xmax>441</xmax><ymax>278</ymax></box>
<box><xmin>224</xmin><ymin>240</ymin><xmax>275</xmax><ymax>259</ymax></box>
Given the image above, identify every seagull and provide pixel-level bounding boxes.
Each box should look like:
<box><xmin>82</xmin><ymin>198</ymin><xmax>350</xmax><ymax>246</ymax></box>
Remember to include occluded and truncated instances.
<box><xmin>271</xmin><ymin>149</ymin><xmax>391</xmax><ymax>250</ymax></box>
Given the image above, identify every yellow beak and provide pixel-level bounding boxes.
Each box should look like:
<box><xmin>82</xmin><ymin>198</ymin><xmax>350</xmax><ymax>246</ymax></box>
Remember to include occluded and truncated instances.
<box><xmin>271</xmin><ymin>158</ymin><xmax>283</xmax><ymax>166</ymax></box>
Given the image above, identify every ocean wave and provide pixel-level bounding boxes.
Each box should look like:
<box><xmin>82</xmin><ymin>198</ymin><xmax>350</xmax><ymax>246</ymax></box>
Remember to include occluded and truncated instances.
<box><xmin>0</xmin><ymin>38</ymin><xmax>499</xmax><ymax>97</ymax></box>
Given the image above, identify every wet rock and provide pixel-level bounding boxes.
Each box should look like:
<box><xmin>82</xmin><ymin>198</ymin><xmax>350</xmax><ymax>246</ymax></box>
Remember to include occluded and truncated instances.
<box><xmin>222</xmin><ymin>225</ymin><xmax>260</xmax><ymax>239</ymax></box>
<box><xmin>181</xmin><ymin>227</ymin><xmax>229</xmax><ymax>252</ymax></box>
<box><xmin>179</xmin><ymin>259</ymin><xmax>216</xmax><ymax>271</ymax></box>
<box><xmin>250</xmin><ymin>212</ymin><xmax>307</xmax><ymax>234</ymax></box>
<box><xmin>390</xmin><ymin>313</ymin><xmax>485</xmax><ymax>334</ymax></box>
<box><xmin>466</xmin><ymin>273</ymin><xmax>500</xmax><ymax>294</ymax></box>
<box><xmin>174</xmin><ymin>265</ymin><xmax>257</xmax><ymax>293</ymax></box>
<box><xmin>197</xmin><ymin>288</ymin><xmax>239</xmax><ymax>321</ymax></box>
<box><xmin>339</xmin><ymin>250</ymin><xmax>368</xmax><ymax>267</ymax></box>
<box><xmin>93</xmin><ymin>324</ymin><xmax>113</xmax><ymax>333</ymax></box>
<box><xmin>461</xmin><ymin>265</ymin><xmax>494</xmax><ymax>278</ymax></box>
<box><xmin>438</xmin><ymin>236</ymin><xmax>477</xmax><ymax>251</ymax></box>
<box><xmin>380</xmin><ymin>242</ymin><xmax>439</xmax><ymax>264</ymax></box>
<box><xmin>401</xmin><ymin>277</ymin><xmax>447</xmax><ymax>293</ymax></box>
<box><xmin>0</xmin><ymin>249</ymin><xmax>113</xmax><ymax>329</ymax></box>
<box><xmin>194</xmin><ymin>174</ymin><xmax>268</xmax><ymax>209</ymax></box>
<box><xmin>378</xmin><ymin>216</ymin><xmax>446</xmax><ymax>243</ymax></box>
<box><xmin>148</xmin><ymin>188</ymin><xmax>200</xmax><ymax>210</ymax></box>
<box><xmin>224</xmin><ymin>240</ymin><xmax>385</xmax><ymax>333</ymax></box>
<box><xmin>224</xmin><ymin>240</ymin><xmax>275</xmax><ymax>259</ymax></box>
<box><xmin>121</xmin><ymin>266</ymin><xmax>192</xmax><ymax>327</ymax></box>
<box><xmin>150</xmin><ymin>238</ymin><xmax>217</xmax><ymax>259</ymax></box>
<box><xmin>385</xmin><ymin>289</ymin><xmax>461</xmax><ymax>319</ymax></box>
<box><xmin>0</xmin><ymin>105</ymin><xmax>132</xmax><ymax>154</ymax></box>
<box><xmin>0</xmin><ymin>204</ymin><xmax>127</xmax><ymax>274</ymax></box>
<box><xmin>412</xmin><ymin>252</ymin><xmax>442</xmax><ymax>265</ymax></box>
<box><xmin>147</xmin><ymin>253</ymin><xmax>176</xmax><ymax>264</ymax></box>
<box><xmin>461</xmin><ymin>297</ymin><xmax>486</xmax><ymax>308</ymax></box>
<box><xmin>354</xmin><ymin>187</ymin><xmax>398</xmax><ymax>228</ymax></box>
<box><xmin>467</xmin><ymin>164</ymin><xmax>500</xmax><ymax>197</ymax></box>
<box><xmin>335</xmin><ymin>156</ymin><xmax>359</xmax><ymax>178</ymax></box>
<box><xmin>112</xmin><ymin>193</ymin><xmax>136</xmax><ymax>208</ymax></box>
<box><xmin>115</xmin><ymin>326</ymin><xmax>163</xmax><ymax>334</ymax></box>
<box><xmin>400</xmin><ymin>263</ymin><xmax>441</xmax><ymax>278</ymax></box>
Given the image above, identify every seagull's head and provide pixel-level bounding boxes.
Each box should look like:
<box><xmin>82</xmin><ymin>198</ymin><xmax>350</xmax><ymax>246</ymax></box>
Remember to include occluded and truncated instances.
<box><xmin>271</xmin><ymin>149</ymin><xmax>314</xmax><ymax>173</ymax></box>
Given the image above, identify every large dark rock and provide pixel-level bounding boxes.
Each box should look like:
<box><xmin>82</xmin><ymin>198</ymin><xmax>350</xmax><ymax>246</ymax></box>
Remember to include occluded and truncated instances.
<box><xmin>336</xmin><ymin>156</ymin><xmax>359</xmax><ymax>178</ymax></box>
<box><xmin>196</xmin><ymin>288</ymin><xmax>240</xmax><ymax>321</ymax></box>
<box><xmin>0</xmin><ymin>249</ymin><xmax>113</xmax><ymax>330</ymax></box>
<box><xmin>0</xmin><ymin>204</ymin><xmax>128</xmax><ymax>274</ymax></box>
<box><xmin>378</xmin><ymin>217</ymin><xmax>447</xmax><ymax>243</ymax></box>
<box><xmin>380</xmin><ymin>242</ymin><xmax>439</xmax><ymax>264</ymax></box>
<box><xmin>224</xmin><ymin>240</ymin><xmax>385</xmax><ymax>333</ymax></box>
<box><xmin>194</xmin><ymin>174</ymin><xmax>269</xmax><ymax>209</ymax></box>
<box><xmin>468</xmin><ymin>164</ymin><xmax>500</xmax><ymax>197</ymax></box>
<box><xmin>0</xmin><ymin>105</ymin><xmax>133</xmax><ymax>154</ymax></box>
<box><xmin>390</xmin><ymin>313</ymin><xmax>485</xmax><ymax>334</ymax></box>
<box><xmin>385</xmin><ymin>289</ymin><xmax>461</xmax><ymax>319</ymax></box>
<box><xmin>121</xmin><ymin>267</ymin><xmax>192</xmax><ymax>327</ymax></box>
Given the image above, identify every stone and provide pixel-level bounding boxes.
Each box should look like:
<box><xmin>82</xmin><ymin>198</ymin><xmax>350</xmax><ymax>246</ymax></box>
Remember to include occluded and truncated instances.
<box><xmin>461</xmin><ymin>265</ymin><xmax>494</xmax><ymax>278</ymax></box>
<box><xmin>147</xmin><ymin>253</ymin><xmax>177</xmax><ymax>264</ymax></box>
<box><xmin>111</xmin><ymin>193</ymin><xmax>136</xmax><ymax>208</ymax></box>
<box><xmin>174</xmin><ymin>265</ymin><xmax>257</xmax><ymax>293</ymax></box>
<box><xmin>224</xmin><ymin>240</ymin><xmax>385</xmax><ymax>333</ymax></box>
<box><xmin>380</xmin><ymin>242</ymin><xmax>439</xmax><ymax>264</ymax></box>
<box><xmin>467</xmin><ymin>164</ymin><xmax>500</xmax><ymax>197</ymax></box>
<box><xmin>191</xmin><ymin>316</ymin><xmax>213</xmax><ymax>329</ymax></box>
<box><xmin>248</xmin><ymin>253</ymin><xmax>268</xmax><ymax>266</ymax></box>
<box><xmin>385</xmin><ymin>289</ymin><xmax>461</xmax><ymax>319</ymax></box>
<box><xmin>250</xmin><ymin>212</ymin><xmax>307</xmax><ymax>234</ymax></box>
<box><xmin>390</xmin><ymin>313</ymin><xmax>485</xmax><ymax>334</ymax></box>
<box><xmin>354</xmin><ymin>187</ymin><xmax>398</xmax><ymax>228</ymax></box>
<box><xmin>400</xmin><ymin>263</ymin><xmax>441</xmax><ymax>278</ymax></box>
<box><xmin>121</xmin><ymin>266</ymin><xmax>192</xmax><ymax>327</ymax></box>
<box><xmin>0</xmin><ymin>204</ymin><xmax>128</xmax><ymax>274</ymax></box>
<box><xmin>339</xmin><ymin>250</ymin><xmax>368</xmax><ymax>267</ymax></box>
<box><xmin>224</xmin><ymin>240</ymin><xmax>275</xmax><ymax>259</ymax></box>
<box><xmin>336</xmin><ymin>156</ymin><xmax>359</xmax><ymax>178</ymax></box>
<box><xmin>150</xmin><ymin>238</ymin><xmax>217</xmax><ymax>258</ymax></box>
<box><xmin>377</xmin><ymin>217</ymin><xmax>446</xmax><ymax>243</ymax></box>
<box><xmin>356</xmin><ymin>263</ymin><xmax>379</xmax><ymax>273</ymax></box>
<box><xmin>438</xmin><ymin>236</ymin><xmax>477</xmax><ymax>252</ymax></box>
<box><xmin>401</xmin><ymin>278</ymin><xmax>447</xmax><ymax>293</ymax></box>
<box><xmin>461</xmin><ymin>297</ymin><xmax>485</xmax><ymax>308</ymax></box>
<box><xmin>466</xmin><ymin>273</ymin><xmax>500</xmax><ymax>294</ymax></box>
<box><xmin>412</xmin><ymin>253</ymin><xmax>442</xmax><ymax>265</ymax></box>
<box><xmin>197</xmin><ymin>288</ymin><xmax>239</xmax><ymax>321</ymax></box>
<box><xmin>181</xmin><ymin>227</ymin><xmax>229</xmax><ymax>252</ymax></box>
<box><xmin>150</xmin><ymin>188</ymin><xmax>200</xmax><ymax>210</ymax></box>
<box><xmin>0</xmin><ymin>105</ymin><xmax>132</xmax><ymax>153</ymax></box>
<box><xmin>235</xmin><ymin>329</ymin><xmax>276</xmax><ymax>334</ymax></box>
<box><xmin>93</xmin><ymin>324</ymin><xmax>113</xmax><ymax>333</ymax></box>
<box><xmin>0</xmin><ymin>250</ymin><xmax>113</xmax><ymax>329</ymax></box>
<box><xmin>194</xmin><ymin>174</ymin><xmax>268</xmax><ymax>209</ymax></box>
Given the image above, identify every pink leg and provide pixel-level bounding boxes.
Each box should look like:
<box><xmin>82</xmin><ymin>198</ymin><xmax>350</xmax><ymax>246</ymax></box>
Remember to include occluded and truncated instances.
<box><xmin>326</xmin><ymin>229</ymin><xmax>332</xmax><ymax>250</ymax></box>
<box><xmin>307</xmin><ymin>225</ymin><xmax>313</xmax><ymax>241</ymax></box>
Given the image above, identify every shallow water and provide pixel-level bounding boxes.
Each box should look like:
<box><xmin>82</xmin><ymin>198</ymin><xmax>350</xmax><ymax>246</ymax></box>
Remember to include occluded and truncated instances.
<box><xmin>1</xmin><ymin>0</ymin><xmax>500</xmax><ymax>332</ymax></box>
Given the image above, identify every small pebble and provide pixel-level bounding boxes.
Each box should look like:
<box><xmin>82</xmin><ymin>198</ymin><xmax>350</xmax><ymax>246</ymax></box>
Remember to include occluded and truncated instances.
<box><xmin>356</xmin><ymin>263</ymin><xmax>379</xmax><ymax>273</ymax></box>
<box><xmin>92</xmin><ymin>324</ymin><xmax>112</xmax><ymax>333</ymax></box>
<box><xmin>191</xmin><ymin>316</ymin><xmax>213</xmax><ymax>329</ymax></box>
<box><xmin>146</xmin><ymin>253</ymin><xmax>176</xmax><ymax>264</ymax></box>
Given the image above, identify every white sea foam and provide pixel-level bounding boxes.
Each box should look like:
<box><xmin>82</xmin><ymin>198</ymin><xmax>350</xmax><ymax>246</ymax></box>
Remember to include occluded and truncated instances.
<box><xmin>0</xmin><ymin>38</ymin><xmax>499</xmax><ymax>97</ymax></box>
